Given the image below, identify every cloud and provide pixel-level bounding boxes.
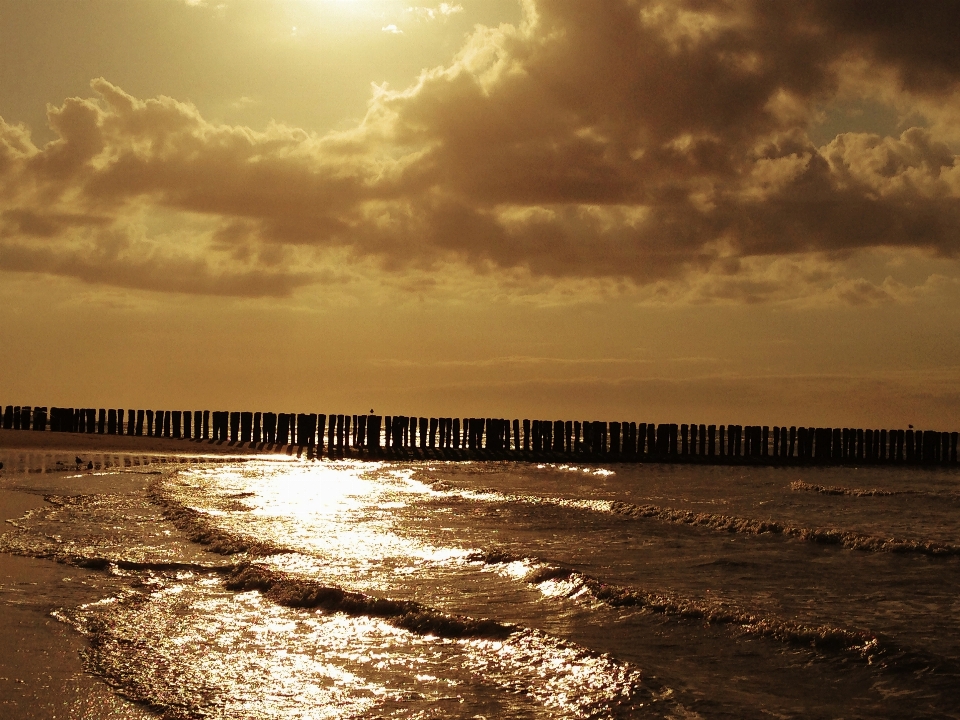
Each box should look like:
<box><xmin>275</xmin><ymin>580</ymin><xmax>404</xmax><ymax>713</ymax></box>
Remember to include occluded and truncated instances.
<box><xmin>1</xmin><ymin>0</ymin><xmax>959</xmax><ymax>299</ymax></box>
<box><xmin>406</xmin><ymin>4</ymin><xmax>464</xmax><ymax>22</ymax></box>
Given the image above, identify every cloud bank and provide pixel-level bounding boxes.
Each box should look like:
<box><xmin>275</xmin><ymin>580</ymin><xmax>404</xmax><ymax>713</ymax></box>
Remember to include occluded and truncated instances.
<box><xmin>1</xmin><ymin>0</ymin><xmax>959</xmax><ymax>298</ymax></box>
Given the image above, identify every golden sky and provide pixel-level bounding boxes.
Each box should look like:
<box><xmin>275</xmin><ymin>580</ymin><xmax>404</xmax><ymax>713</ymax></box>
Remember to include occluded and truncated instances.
<box><xmin>2</xmin><ymin>0</ymin><xmax>959</xmax><ymax>428</ymax></box>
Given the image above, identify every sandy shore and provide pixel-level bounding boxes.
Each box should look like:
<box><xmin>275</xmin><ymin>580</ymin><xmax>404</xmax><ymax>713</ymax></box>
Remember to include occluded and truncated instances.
<box><xmin>0</xmin><ymin>429</ymin><xmax>267</xmax><ymax>719</ymax></box>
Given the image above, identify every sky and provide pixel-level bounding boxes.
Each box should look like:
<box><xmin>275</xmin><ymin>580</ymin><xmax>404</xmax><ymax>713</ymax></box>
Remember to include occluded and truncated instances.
<box><xmin>1</xmin><ymin>0</ymin><xmax>959</xmax><ymax>428</ymax></box>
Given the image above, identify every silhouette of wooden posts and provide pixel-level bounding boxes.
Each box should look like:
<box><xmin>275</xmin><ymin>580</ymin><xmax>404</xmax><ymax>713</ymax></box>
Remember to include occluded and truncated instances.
<box><xmin>6</xmin><ymin>400</ymin><xmax>960</xmax><ymax>469</ymax></box>
<box><xmin>366</xmin><ymin>414</ymin><xmax>381</xmax><ymax>449</ymax></box>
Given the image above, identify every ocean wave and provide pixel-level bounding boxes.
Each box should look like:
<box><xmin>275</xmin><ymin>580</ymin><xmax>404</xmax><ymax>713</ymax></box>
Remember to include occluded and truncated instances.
<box><xmin>790</xmin><ymin>480</ymin><xmax>960</xmax><ymax>503</ymax></box>
<box><xmin>442</xmin><ymin>483</ymin><xmax>960</xmax><ymax>556</ymax></box>
<box><xmin>225</xmin><ymin>564</ymin><xmax>514</xmax><ymax>640</ymax></box>
<box><xmin>63</xmin><ymin>576</ymin><xmax>663</xmax><ymax>720</ymax></box>
<box><xmin>790</xmin><ymin>480</ymin><xmax>905</xmax><ymax>497</ymax></box>
<box><xmin>603</xmin><ymin>499</ymin><xmax>960</xmax><ymax>555</ymax></box>
<box><xmin>468</xmin><ymin>548</ymin><xmax>960</xmax><ymax>676</ymax></box>
<box><xmin>471</xmin><ymin>548</ymin><xmax>880</xmax><ymax>654</ymax></box>
<box><xmin>148</xmin><ymin>480</ymin><xmax>287</xmax><ymax>556</ymax></box>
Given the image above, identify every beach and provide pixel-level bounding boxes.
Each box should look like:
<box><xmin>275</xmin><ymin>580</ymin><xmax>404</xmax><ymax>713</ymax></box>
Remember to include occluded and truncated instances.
<box><xmin>0</xmin><ymin>431</ymin><xmax>277</xmax><ymax>719</ymax></box>
<box><xmin>2</xmin><ymin>428</ymin><xmax>960</xmax><ymax>718</ymax></box>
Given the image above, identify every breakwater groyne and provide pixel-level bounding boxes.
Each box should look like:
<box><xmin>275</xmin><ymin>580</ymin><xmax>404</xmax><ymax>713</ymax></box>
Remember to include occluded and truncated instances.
<box><xmin>1</xmin><ymin>405</ymin><xmax>958</xmax><ymax>466</ymax></box>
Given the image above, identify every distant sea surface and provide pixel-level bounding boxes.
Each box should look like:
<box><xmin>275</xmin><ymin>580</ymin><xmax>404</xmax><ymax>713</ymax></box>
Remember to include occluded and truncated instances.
<box><xmin>2</xmin><ymin>454</ymin><xmax>959</xmax><ymax>719</ymax></box>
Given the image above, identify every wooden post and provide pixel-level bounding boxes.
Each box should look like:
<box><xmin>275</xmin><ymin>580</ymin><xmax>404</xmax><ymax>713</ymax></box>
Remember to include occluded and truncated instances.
<box><xmin>241</xmin><ymin>412</ymin><xmax>253</xmax><ymax>443</ymax></box>
<box><xmin>253</xmin><ymin>413</ymin><xmax>262</xmax><ymax>443</ymax></box>
<box><xmin>951</xmin><ymin>432</ymin><xmax>958</xmax><ymax>464</ymax></box>
<box><xmin>523</xmin><ymin>419</ymin><xmax>531</xmax><ymax>450</ymax></box>
<box><xmin>356</xmin><ymin>414</ymin><xmax>366</xmax><ymax>449</ymax></box>
<box><xmin>608</xmin><ymin>422</ymin><xmax>620</xmax><ymax>454</ymax></box>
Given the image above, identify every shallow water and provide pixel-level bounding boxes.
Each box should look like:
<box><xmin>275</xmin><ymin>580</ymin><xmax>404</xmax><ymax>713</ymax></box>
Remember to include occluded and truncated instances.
<box><xmin>1</xmin><ymin>454</ymin><xmax>959</xmax><ymax>718</ymax></box>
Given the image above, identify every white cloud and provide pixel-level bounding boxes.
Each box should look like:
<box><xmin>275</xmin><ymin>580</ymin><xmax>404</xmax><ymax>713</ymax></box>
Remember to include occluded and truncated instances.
<box><xmin>406</xmin><ymin>4</ymin><xmax>464</xmax><ymax>23</ymax></box>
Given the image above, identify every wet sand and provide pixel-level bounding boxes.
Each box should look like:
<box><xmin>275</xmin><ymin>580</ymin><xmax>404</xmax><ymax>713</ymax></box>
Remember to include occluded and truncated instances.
<box><xmin>0</xmin><ymin>429</ymin><xmax>277</xmax><ymax>719</ymax></box>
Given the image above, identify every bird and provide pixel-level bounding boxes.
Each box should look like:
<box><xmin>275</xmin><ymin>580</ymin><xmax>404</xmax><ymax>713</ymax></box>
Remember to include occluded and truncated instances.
<box><xmin>75</xmin><ymin>456</ymin><xmax>83</xmax><ymax>465</ymax></box>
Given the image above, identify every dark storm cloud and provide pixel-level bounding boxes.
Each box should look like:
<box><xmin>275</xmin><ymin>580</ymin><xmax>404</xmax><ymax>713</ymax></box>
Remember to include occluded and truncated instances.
<box><xmin>0</xmin><ymin>0</ymin><xmax>958</xmax><ymax>297</ymax></box>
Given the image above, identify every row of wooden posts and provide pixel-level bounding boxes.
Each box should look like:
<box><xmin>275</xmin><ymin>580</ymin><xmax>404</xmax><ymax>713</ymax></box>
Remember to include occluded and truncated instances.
<box><xmin>2</xmin><ymin>404</ymin><xmax>959</xmax><ymax>466</ymax></box>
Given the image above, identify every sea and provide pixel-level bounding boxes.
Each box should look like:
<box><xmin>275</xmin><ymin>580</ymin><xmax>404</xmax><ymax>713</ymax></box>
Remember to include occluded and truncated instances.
<box><xmin>1</xmin><ymin>451</ymin><xmax>959</xmax><ymax>719</ymax></box>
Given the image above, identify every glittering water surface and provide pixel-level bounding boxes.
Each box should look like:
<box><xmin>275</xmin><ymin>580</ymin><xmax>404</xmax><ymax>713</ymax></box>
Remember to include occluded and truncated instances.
<box><xmin>2</xmin><ymin>455</ymin><xmax>960</xmax><ymax>718</ymax></box>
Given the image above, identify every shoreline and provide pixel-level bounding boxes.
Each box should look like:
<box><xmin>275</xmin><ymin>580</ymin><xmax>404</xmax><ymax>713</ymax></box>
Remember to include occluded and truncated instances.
<box><xmin>0</xmin><ymin>465</ymin><xmax>156</xmax><ymax>718</ymax></box>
